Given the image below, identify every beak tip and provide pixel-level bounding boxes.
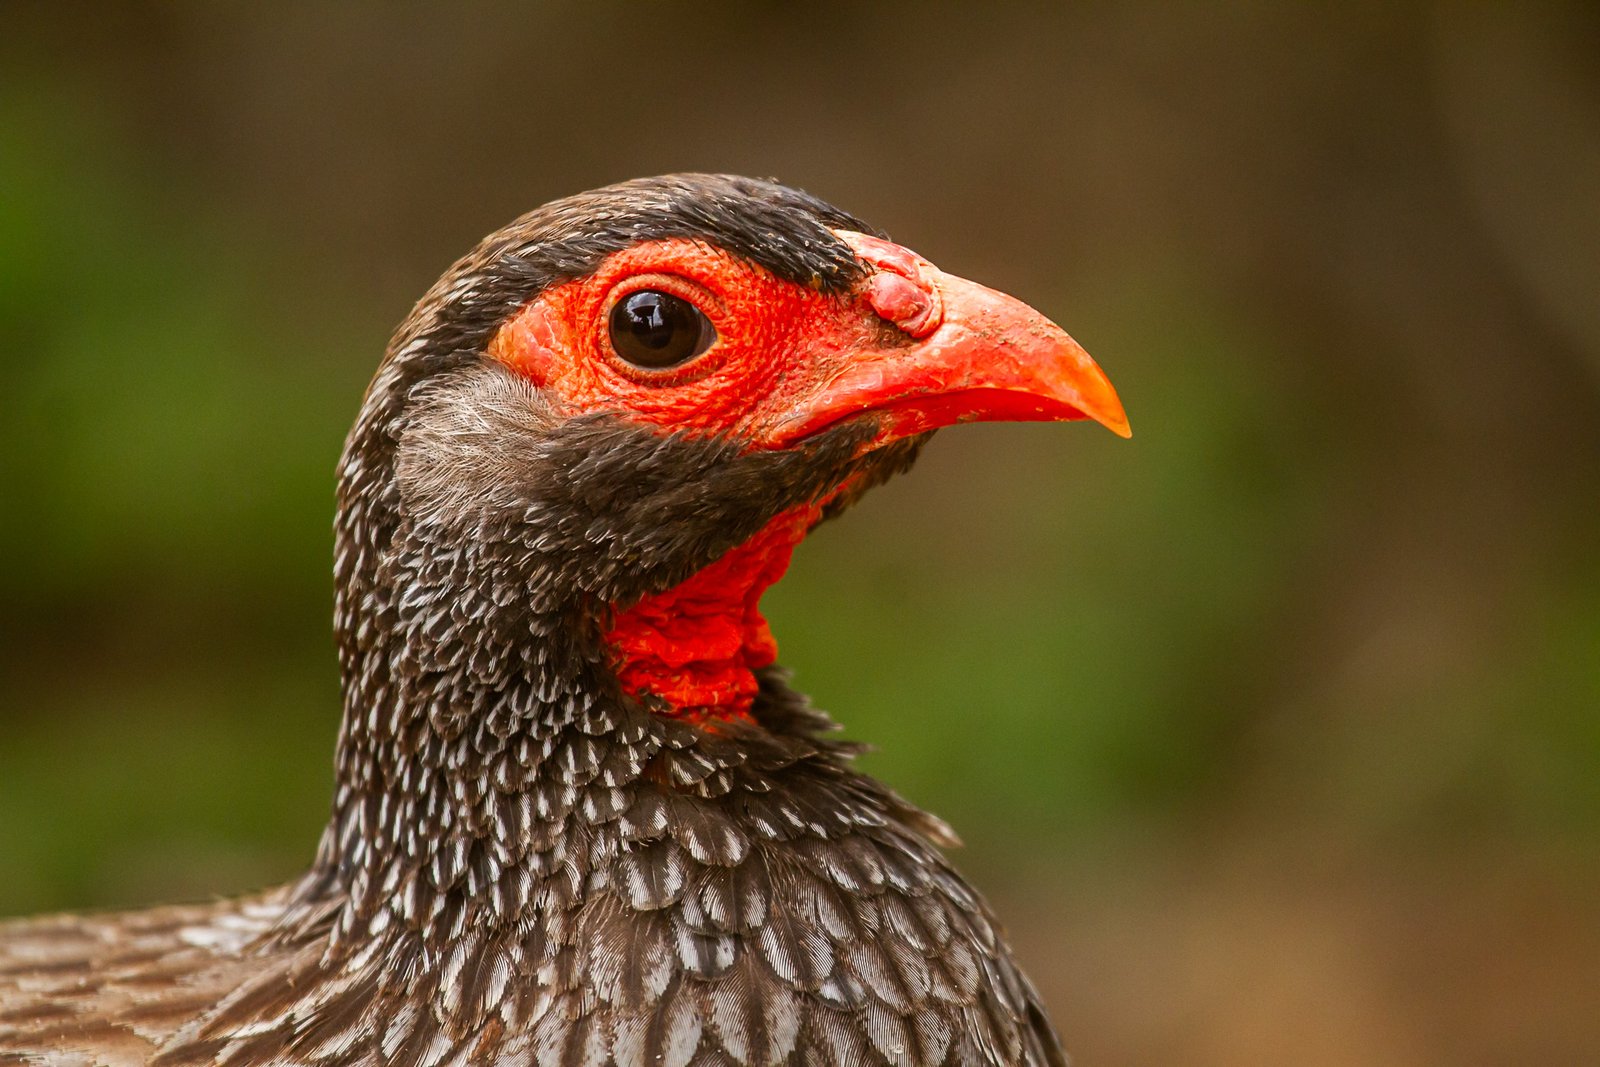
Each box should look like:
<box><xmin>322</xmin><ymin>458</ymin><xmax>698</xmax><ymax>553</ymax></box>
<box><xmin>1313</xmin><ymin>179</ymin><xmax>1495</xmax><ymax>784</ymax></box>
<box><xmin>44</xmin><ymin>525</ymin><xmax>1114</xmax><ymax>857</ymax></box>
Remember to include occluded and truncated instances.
<box><xmin>1081</xmin><ymin>380</ymin><xmax>1131</xmax><ymax>439</ymax></box>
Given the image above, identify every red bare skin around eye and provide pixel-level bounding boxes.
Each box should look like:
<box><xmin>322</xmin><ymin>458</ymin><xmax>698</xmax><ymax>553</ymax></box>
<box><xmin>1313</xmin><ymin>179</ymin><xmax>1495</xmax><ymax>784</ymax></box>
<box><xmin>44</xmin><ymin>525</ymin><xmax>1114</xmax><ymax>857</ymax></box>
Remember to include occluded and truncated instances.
<box><xmin>486</xmin><ymin>238</ymin><xmax>871</xmax><ymax>441</ymax></box>
<box><xmin>486</xmin><ymin>239</ymin><xmax>870</xmax><ymax>724</ymax></box>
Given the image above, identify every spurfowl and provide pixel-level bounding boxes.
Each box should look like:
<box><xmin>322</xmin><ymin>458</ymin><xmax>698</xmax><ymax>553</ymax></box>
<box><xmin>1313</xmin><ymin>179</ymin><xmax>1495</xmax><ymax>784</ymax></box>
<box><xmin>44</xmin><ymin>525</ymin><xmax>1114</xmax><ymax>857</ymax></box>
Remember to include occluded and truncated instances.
<box><xmin>0</xmin><ymin>174</ymin><xmax>1128</xmax><ymax>1066</ymax></box>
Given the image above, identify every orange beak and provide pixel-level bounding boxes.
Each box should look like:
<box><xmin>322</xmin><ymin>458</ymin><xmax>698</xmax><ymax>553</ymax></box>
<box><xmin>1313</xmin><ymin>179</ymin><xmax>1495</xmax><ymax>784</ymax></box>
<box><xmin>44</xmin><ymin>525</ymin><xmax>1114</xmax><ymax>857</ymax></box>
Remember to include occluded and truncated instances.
<box><xmin>769</xmin><ymin>232</ymin><xmax>1130</xmax><ymax>447</ymax></box>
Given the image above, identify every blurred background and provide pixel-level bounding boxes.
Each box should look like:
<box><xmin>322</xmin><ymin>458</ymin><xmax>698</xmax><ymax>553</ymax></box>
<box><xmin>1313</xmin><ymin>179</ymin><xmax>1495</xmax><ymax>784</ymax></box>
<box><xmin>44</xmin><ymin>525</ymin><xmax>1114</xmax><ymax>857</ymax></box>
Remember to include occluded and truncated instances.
<box><xmin>1</xmin><ymin>3</ymin><xmax>1596</xmax><ymax>1063</ymax></box>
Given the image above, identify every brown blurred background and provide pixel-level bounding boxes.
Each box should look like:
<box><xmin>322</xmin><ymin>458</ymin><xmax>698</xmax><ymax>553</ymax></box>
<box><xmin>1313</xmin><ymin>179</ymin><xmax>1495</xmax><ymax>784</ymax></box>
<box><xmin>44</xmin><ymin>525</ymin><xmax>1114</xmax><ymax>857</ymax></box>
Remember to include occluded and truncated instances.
<box><xmin>1</xmin><ymin>4</ymin><xmax>1596</xmax><ymax>1064</ymax></box>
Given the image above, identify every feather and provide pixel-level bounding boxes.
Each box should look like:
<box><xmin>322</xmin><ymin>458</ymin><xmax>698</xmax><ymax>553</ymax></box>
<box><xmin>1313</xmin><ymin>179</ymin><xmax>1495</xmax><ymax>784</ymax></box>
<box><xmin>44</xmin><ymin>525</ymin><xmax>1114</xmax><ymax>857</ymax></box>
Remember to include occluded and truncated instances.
<box><xmin>641</xmin><ymin>976</ymin><xmax>703</xmax><ymax>1067</ymax></box>
<box><xmin>617</xmin><ymin>839</ymin><xmax>689</xmax><ymax>911</ymax></box>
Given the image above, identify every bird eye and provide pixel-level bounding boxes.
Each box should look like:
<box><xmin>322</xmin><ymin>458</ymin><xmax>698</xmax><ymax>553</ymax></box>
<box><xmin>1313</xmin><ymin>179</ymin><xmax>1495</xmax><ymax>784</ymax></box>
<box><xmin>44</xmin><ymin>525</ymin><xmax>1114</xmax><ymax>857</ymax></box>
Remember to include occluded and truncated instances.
<box><xmin>607</xmin><ymin>290</ymin><xmax>716</xmax><ymax>371</ymax></box>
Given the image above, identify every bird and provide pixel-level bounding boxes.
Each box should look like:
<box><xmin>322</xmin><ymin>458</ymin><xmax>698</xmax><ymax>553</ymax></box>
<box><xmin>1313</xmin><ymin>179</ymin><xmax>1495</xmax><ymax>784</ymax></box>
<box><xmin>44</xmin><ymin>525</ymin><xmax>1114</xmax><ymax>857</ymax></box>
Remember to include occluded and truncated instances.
<box><xmin>0</xmin><ymin>173</ymin><xmax>1129</xmax><ymax>1067</ymax></box>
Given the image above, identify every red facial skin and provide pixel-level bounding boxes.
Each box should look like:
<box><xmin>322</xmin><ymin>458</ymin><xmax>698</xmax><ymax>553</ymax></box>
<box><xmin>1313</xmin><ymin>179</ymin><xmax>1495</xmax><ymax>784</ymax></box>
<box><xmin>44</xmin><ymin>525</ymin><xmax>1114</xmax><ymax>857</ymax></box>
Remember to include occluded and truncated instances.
<box><xmin>488</xmin><ymin>238</ymin><xmax>884</xmax><ymax>444</ymax></box>
<box><xmin>488</xmin><ymin>233</ymin><xmax>1128</xmax><ymax>724</ymax></box>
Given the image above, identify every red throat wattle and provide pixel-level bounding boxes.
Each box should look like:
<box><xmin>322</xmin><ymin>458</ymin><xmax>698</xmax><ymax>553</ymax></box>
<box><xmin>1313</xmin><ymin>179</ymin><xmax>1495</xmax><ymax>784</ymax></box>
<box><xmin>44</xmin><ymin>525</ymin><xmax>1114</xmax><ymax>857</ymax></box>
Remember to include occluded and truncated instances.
<box><xmin>603</xmin><ymin>505</ymin><xmax>821</xmax><ymax>724</ymax></box>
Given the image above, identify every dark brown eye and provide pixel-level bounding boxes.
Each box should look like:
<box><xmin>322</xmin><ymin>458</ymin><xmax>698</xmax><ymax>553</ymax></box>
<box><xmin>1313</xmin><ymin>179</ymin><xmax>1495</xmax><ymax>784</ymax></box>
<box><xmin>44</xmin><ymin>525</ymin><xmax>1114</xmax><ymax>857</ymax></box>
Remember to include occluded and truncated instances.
<box><xmin>607</xmin><ymin>290</ymin><xmax>716</xmax><ymax>370</ymax></box>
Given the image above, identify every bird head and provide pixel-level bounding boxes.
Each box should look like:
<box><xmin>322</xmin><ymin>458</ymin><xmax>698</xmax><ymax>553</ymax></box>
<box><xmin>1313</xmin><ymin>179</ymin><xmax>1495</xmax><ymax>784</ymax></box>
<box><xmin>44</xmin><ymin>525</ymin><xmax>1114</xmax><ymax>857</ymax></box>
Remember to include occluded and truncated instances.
<box><xmin>335</xmin><ymin>174</ymin><xmax>1127</xmax><ymax>735</ymax></box>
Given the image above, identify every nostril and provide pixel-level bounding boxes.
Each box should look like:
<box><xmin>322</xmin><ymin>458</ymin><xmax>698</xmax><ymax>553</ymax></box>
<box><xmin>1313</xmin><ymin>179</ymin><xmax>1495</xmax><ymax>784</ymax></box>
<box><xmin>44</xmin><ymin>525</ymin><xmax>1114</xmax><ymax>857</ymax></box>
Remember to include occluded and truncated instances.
<box><xmin>867</xmin><ymin>271</ymin><xmax>943</xmax><ymax>338</ymax></box>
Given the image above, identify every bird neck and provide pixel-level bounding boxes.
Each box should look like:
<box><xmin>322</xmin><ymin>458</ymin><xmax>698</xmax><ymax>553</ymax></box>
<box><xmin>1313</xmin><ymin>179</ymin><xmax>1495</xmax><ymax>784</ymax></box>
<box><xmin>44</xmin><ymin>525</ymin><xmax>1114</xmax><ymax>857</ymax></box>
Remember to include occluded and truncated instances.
<box><xmin>604</xmin><ymin>504</ymin><xmax>818</xmax><ymax>725</ymax></box>
<box><xmin>311</xmin><ymin>492</ymin><xmax>826</xmax><ymax>925</ymax></box>
<box><xmin>312</xmin><ymin>403</ymin><xmax>900</xmax><ymax>932</ymax></box>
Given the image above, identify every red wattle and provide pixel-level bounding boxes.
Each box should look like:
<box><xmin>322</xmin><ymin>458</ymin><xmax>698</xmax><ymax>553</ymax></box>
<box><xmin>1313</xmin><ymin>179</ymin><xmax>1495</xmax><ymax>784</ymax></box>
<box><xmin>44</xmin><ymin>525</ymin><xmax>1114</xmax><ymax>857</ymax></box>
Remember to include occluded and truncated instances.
<box><xmin>604</xmin><ymin>505</ymin><xmax>818</xmax><ymax>723</ymax></box>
